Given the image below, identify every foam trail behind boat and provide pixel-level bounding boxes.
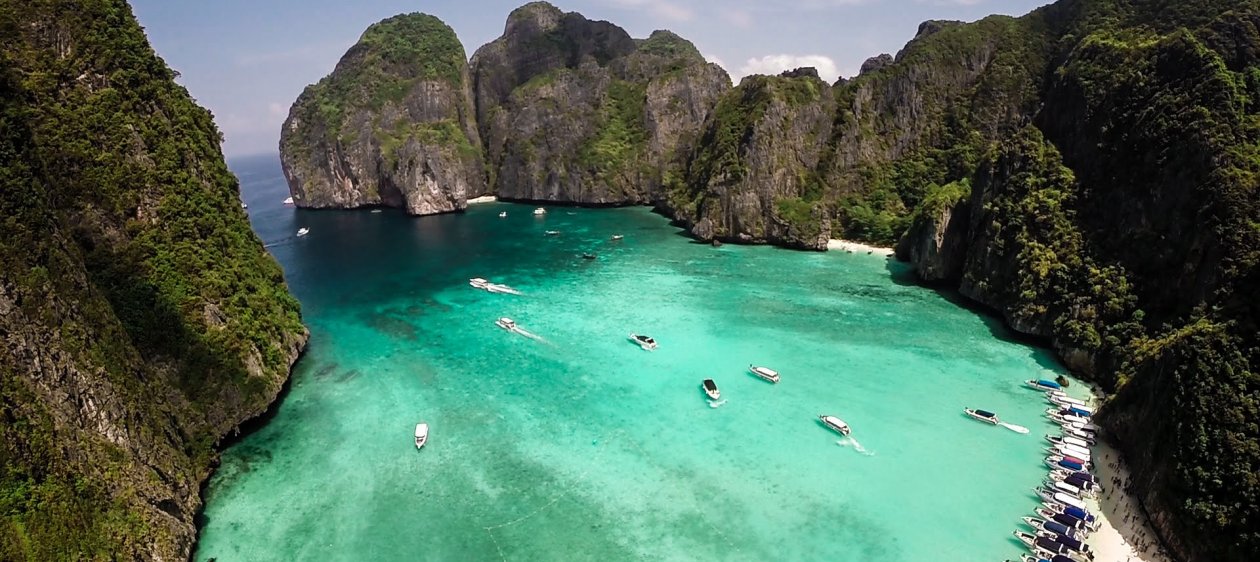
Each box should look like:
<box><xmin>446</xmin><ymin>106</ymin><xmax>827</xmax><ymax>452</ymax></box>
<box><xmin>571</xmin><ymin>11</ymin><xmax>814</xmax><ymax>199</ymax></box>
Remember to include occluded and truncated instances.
<box><xmin>513</xmin><ymin>327</ymin><xmax>548</xmax><ymax>344</ymax></box>
<box><xmin>708</xmin><ymin>399</ymin><xmax>727</xmax><ymax>409</ymax></box>
<box><xmin>838</xmin><ymin>437</ymin><xmax>875</xmax><ymax>456</ymax></box>
<box><xmin>999</xmin><ymin>422</ymin><xmax>1030</xmax><ymax>434</ymax></box>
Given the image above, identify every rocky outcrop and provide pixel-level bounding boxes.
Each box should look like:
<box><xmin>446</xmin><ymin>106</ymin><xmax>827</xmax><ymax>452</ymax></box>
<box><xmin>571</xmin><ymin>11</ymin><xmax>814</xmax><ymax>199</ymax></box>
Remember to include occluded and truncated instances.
<box><xmin>472</xmin><ymin>4</ymin><xmax>729</xmax><ymax>204</ymax></box>
<box><xmin>280</xmin><ymin>13</ymin><xmax>484</xmax><ymax>214</ymax></box>
<box><xmin>0</xmin><ymin>2</ymin><xmax>306</xmax><ymax>559</ymax></box>
<box><xmin>666</xmin><ymin>69</ymin><xmax>836</xmax><ymax>250</ymax></box>
<box><xmin>894</xmin><ymin>197</ymin><xmax>968</xmax><ymax>282</ymax></box>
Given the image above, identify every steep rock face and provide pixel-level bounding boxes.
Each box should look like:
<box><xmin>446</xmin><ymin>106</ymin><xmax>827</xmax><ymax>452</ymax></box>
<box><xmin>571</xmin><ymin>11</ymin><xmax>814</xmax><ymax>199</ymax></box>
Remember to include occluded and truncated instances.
<box><xmin>280</xmin><ymin>14</ymin><xmax>484</xmax><ymax>214</ymax></box>
<box><xmin>0</xmin><ymin>1</ymin><xmax>306</xmax><ymax>559</ymax></box>
<box><xmin>666</xmin><ymin>69</ymin><xmax>836</xmax><ymax>250</ymax></box>
<box><xmin>878</xmin><ymin>3</ymin><xmax>1260</xmax><ymax>560</ymax></box>
<box><xmin>472</xmin><ymin>3</ymin><xmax>729</xmax><ymax>203</ymax></box>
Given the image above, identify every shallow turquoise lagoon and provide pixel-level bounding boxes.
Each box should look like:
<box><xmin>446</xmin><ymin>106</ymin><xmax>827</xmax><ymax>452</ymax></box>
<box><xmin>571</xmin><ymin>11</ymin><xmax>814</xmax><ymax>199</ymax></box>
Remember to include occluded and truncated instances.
<box><xmin>197</xmin><ymin>155</ymin><xmax>1082</xmax><ymax>561</ymax></box>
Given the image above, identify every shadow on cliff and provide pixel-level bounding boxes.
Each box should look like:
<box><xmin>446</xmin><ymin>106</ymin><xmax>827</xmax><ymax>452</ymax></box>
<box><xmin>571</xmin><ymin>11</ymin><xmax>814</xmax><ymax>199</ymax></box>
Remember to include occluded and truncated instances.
<box><xmin>884</xmin><ymin>259</ymin><xmax>1064</xmax><ymax>374</ymax></box>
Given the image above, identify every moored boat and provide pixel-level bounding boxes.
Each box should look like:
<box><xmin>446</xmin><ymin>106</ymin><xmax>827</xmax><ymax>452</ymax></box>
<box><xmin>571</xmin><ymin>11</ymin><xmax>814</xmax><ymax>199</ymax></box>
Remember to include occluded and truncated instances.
<box><xmin>629</xmin><ymin>333</ymin><xmax>657</xmax><ymax>350</ymax></box>
<box><xmin>748</xmin><ymin>365</ymin><xmax>780</xmax><ymax>383</ymax></box>
<box><xmin>533</xmin><ymin>207</ymin><xmax>546</xmax><ymax>215</ymax></box>
<box><xmin>1037</xmin><ymin>489</ymin><xmax>1087</xmax><ymax>511</ymax></box>
<box><xmin>1035</xmin><ymin>506</ymin><xmax>1098</xmax><ymax>532</ymax></box>
<box><xmin>1027</xmin><ymin>379</ymin><xmax>1062</xmax><ymax>391</ymax></box>
<box><xmin>1048</xmin><ymin>393</ymin><xmax>1088</xmax><ymax>407</ymax></box>
<box><xmin>964</xmin><ymin>407</ymin><xmax>1000</xmax><ymax>425</ymax></box>
<box><xmin>414</xmin><ymin>423</ymin><xmax>429</xmax><ymax>449</ymax></box>
<box><xmin>819</xmin><ymin>415</ymin><xmax>851</xmax><ymax>436</ymax></box>
<box><xmin>1046</xmin><ymin>457</ymin><xmax>1087</xmax><ymax>472</ymax></box>
<box><xmin>702</xmin><ymin>379</ymin><xmax>720</xmax><ymax>401</ymax></box>
<box><xmin>1022</xmin><ymin>517</ymin><xmax>1082</xmax><ymax>540</ymax></box>
<box><xmin>1046</xmin><ymin>434</ymin><xmax>1093</xmax><ymax>449</ymax></box>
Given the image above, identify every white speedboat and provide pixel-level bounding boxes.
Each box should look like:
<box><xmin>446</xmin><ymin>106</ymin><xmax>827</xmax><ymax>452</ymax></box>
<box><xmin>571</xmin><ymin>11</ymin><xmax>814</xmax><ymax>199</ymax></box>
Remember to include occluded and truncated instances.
<box><xmin>469</xmin><ymin>277</ymin><xmax>490</xmax><ymax>289</ymax></box>
<box><xmin>544</xmin><ymin>230</ymin><xmax>560</xmax><ymax>236</ymax></box>
<box><xmin>702</xmin><ymin>379</ymin><xmax>720</xmax><ymax>401</ymax></box>
<box><xmin>1047</xmin><ymin>444</ymin><xmax>1091</xmax><ymax>461</ymax></box>
<box><xmin>533</xmin><ymin>207</ymin><xmax>547</xmax><ymax>215</ymax></box>
<box><xmin>414</xmin><ymin>423</ymin><xmax>429</xmax><ymax>449</ymax></box>
<box><xmin>964</xmin><ymin>407</ymin><xmax>999</xmax><ymax>425</ymax></box>
<box><xmin>241</xmin><ymin>202</ymin><xmax>248</xmax><ymax>209</ymax></box>
<box><xmin>1037</xmin><ymin>489</ymin><xmax>1087</xmax><ymax>510</ymax></box>
<box><xmin>1047</xmin><ymin>434</ymin><xmax>1092</xmax><ymax>448</ymax></box>
<box><xmin>496</xmin><ymin>317</ymin><xmax>517</xmax><ymax>331</ymax></box>
<box><xmin>748</xmin><ymin>365</ymin><xmax>780</xmax><ymax>383</ymax></box>
<box><xmin>296</xmin><ymin>227</ymin><xmax>310</xmax><ymax>237</ymax></box>
<box><xmin>611</xmin><ymin>234</ymin><xmax>624</xmax><ymax>241</ymax></box>
<box><xmin>1027</xmin><ymin>379</ymin><xmax>1062</xmax><ymax>392</ymax></box>
<box><xmin>283</xmin><ymin>196</ymin><xmax>295</xmax><ymax>205</ymax></box>
<box><xmin>485</xmin><ymin>282</ymin><xmax>523</xmax><ymax>295</ymax></box>
<box><xmin>1049</xmin><ymin>392</ymin><xmax>1088</xmax><ymax>407</ymax></box>
<box><xmin>819</xmin><ymin>415</ymin><xmax>851</xmax><ymax>436</ymax></box>
<box><xmin>629</xmin><ymin>333</ymin><xmax>657</xmax><ymax>350</ymax></box>
<box><xmin>499</xmin><ymin>211</ymin><xmax>507</xmax><ymax>218</ymax></box>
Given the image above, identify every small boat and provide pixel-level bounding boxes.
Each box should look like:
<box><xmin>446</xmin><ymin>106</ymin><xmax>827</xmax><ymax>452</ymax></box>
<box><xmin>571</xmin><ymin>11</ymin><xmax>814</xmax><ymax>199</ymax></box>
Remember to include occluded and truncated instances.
<box><xmin>371</xmin><ymin>209</ymin><xmax>383</xmax><ymax>213</ymax></box>
<box><xmin>1063</xmin><ymin>426</ymin><xmax>1097</xmax><ymax>442</ymax></box>
<box><xmin>629</xmin><ymin>333</ymin><xmax>657</xmax><ymax>350</ymax></box>
<box><xmin>581</xmin><ymin>253</ymin><xmax>597</xmax><ymax>260</ymax></box>
<box><xmin>1037</xmin><ymin>531</ymin><xmax>1092</xmax><ymax>557</ymax></box>
<box><xmin>496</xmin><ymin>317</ymin><xmax>517</xmax><ymax>331</ymax></box>
<box><xmin>1030</xmin><ymin>536</ymin><xmax>1081</xmax><ymax>559</ymax></box>
<box><xmin>1047</xmin><ymin>443</ymin><xmax>1091</xmax><ymax>461</ymax></box>
<box><xmin>241</xmin><ymin>202</ymin><xmax>248</xmax><ymax>209</ymax></box>
<box><xmin>283</xmin><ymin>196</ymin><xmax>294</xmax><ymax>205</ymax></box>
<box><xmin>748</xmin><ymin>365</ymin><xmax>780</xmax><ymax>383</ymax></box>
<box><xmin>469</xmin><ymin>277</ymin><xmax>489</xmax><ymax>289</ymax></box>
<box><xmin>964</xmin><ymin>408</ymin><xmax>1000</xmax><ymax>425</ymax></box>
<box><xmin>499</xmin><ymin>211</ymin><xmax>507</xmax><ymax>218</ymax></box>
<box><xmin>1014</xmin><ymin>530</ymin><xmax>1040</xmax><ymax>548</ymax></box>
<box><xmin>819</xmin><ymin>415</ymin><xmax>851</xmax><ymax>436</ymax></box>
<box><xmin>296</xmin><ymin>227</ymin><xmax>310</xmax><ymax>237</ymax></box>
<box><xmin>414</xmin><ymin>423</ymin><xmax>429</xmax><ymax>449</ymax></box>
<box><xmin>533</xmin><ymin>207</ymin><xmax>547</xmax><ymax>215</ymax></box>
<box><xmin>1037</xmin><ymin>489</ymin><xmax>1087</xmax><ymax>510</ymax></box>
<box><xmin>1035</xmin><ymin>507</ymin><xmax>1098</xmax><ymax>532</ymax></box>
<box><xmin>702</xmin><ymin>379</ymin><xmax>720</xmax><ymax>401</ymax></box>
<box><xmin>1046</xmin><ymin>434</ymin><xmax>1093</xmax><ymax>449</ymax></box>
<box><xmin>610</xmin><ymin>234</ymin><xmax>624</xmax><ymax>241</ymax></box>
<box><xmin>1027</xmin><ymin>379</ymin><xmax>1062</xmax><ymax>391</ymax></box>
<box><xmin>1051</xmin><ymin>469</ymin><xmax>1100</xmax><ymax>486</ymax></box>
<box><xmin>544</xmin><ymin>230</ymin><xmax>560</xmax><ymax>236</ymax></box>
<box><xmin>1046</xmin><ymin>456</ymin><xmax>1087</xmax><ymax>472</ymax></box>
<box><xmin>1048</xmin><ymin>392</ymin><xmax>1088</xmax><ymax>407</ymax></box>
<box><xmin>1044</xmin><ymin>479</ymin><xmax>1095</xmax><ymax>499</ymax></box>
<box><xmin>1022</xmin><ymin>517</ymin><xmax>1082</xmax><ymax>540</ymax></box>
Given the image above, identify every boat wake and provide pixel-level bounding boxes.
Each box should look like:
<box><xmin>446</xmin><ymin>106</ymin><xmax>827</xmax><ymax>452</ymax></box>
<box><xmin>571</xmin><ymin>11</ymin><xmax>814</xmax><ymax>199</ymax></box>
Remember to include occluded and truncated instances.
<box><xmin>513</xmin><ymin>328</ymin><xmax>548</xmax><ymax>344</ymax></box>
<box><xmin>837</xmin><ymin>437</ymin><xmax>875</xmax><ymax>456</ymax></box>
<box><xmin>708</xmin><ymin>399</ymin><xmax>727</xmax><ymax>409</ymax></box>
<box><xmin>999</xmin><ymin>422</ymin><xmax>1030</xmax><ymax>434</ymax></box>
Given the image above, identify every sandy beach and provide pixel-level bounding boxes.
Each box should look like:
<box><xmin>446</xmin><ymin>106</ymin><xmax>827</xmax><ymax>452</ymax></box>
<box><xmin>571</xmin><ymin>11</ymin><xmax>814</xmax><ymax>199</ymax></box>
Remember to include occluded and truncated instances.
<box><xmin>827</xmin><ymin>238</ymin><xmax>895</xmax><ymax>256</ymax></box>
<box><xmin>1082</xmin><ymin>438</ymin><xmax>1174</xmax><ymax>562</ymax></box>
<box><xmin>467</xmin><ymin>195</ymin><xmax>497</xmax><ymax>204</ymax></box>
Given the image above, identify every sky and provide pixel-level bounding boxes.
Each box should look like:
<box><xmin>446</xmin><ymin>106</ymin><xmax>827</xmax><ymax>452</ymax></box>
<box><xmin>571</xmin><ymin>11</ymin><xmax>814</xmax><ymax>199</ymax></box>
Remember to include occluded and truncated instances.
<box><xmin>130</xmin><ymin>0</ymin><xmax>1051</xmax><ymax>157</ymax></box>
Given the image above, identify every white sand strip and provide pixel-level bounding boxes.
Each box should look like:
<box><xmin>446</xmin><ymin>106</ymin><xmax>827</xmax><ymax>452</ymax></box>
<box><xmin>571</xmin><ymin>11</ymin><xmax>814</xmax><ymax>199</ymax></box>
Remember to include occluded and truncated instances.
<box><xmin>827</xmin><ymin>238</ymin><xmax>895</xmax><ymax>256</ymax></box>
<box><xmin>467</xmin><ymin>195</ymin><xmax>497</xmax><ymax>204</ymax></box>
<box><xmin>1084</xmin><ymin>435</ymin><xmax>1174</xmax><ymax>561</ymax></box>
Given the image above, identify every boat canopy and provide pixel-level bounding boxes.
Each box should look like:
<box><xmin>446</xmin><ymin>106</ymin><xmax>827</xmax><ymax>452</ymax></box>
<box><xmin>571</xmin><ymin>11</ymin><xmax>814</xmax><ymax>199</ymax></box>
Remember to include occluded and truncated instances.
<box><xmin>1052</xmin><ymin>513</ymin><xmax>1085</xmax><ymax>529</ymax></box>
<box><xmin>415</xmin><ymin>423</ymin><xmax>428</xmax><ymax>437</ymax></box>
<box><xmin>1056</xmin><ymin>459</ymin><xmax>1084</xmax><ymax>471</ymax></box>
<box><xmin>1063</xmin><ymin>505</ymin><xmax>1092</xmax><ymax>521</ymax></box>
<box><xmin>1067</xmin><ymin>406</ymin><xmax>1092</xmax><ymax>417</ymax></box>
<box><xmin>1036</xmin><ymin>379</ymin><xmax>1062</xmax><ymax>389</ymax></box>
<box><xmin>702</xmin><ymin>379</ymin><xmax>717</xmax><ymax>390</ymax></box>
<box><xmin>1044</xmin><ymin>520</ymin><xmax>1072</xmax><ymax>536</ymax></box>
<box><xmin>975</xmin><ymin>409</ymin><xmax>996</xmax><ymax>418</ymax></box>
<box><xmin>1051</xmin><ymin>556</ymin><xmax>1078</xmax><ymax>562</ymax></box>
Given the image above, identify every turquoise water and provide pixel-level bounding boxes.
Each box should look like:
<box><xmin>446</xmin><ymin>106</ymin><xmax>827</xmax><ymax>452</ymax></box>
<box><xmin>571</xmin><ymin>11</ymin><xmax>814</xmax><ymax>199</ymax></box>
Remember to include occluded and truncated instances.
<box><xmin>198</xmin><ymin>155</ymin><xmax>1082</xmax><ymax>561</ymax></box>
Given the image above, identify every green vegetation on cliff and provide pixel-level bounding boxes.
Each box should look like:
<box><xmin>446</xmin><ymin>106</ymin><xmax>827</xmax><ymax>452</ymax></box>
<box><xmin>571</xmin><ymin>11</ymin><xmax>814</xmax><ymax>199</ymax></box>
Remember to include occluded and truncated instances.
<box><xmin>0</xmin><ymin>0</ymin><xmax>305</xmax><ymax>558</ymax></box>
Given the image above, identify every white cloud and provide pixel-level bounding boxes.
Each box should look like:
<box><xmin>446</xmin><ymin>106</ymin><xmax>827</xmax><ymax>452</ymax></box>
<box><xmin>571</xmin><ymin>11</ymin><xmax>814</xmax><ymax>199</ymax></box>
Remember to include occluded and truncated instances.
<box><xmin>603</xmin><ymin>0</ymin><xmax>693</xmax><ymax>22</ymax></box>
<box><xmin>737</xmin><ymin>54</ymin><xmax>840</xmax><ymax>83</ymax></box>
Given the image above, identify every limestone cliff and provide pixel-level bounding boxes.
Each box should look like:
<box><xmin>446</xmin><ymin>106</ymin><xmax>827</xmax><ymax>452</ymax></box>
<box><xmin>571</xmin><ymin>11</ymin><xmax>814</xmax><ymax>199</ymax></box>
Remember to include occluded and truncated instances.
<box><xmin>280</xmin><ymin>13</ymin><xmax>484</xmax><ymax>214</ymax></box>
<box><xmin>471</xmin><ymin>2</ymin><xmax>729</xmax><ymax>204</ymax></box>
<box><xmin>665</xmin><ymin>69</ymin><xmax>836</xmax><ymax>250</ymax></box>
<box><xmin>0</xmin><ymin>1</ymin><xmax>307</xmax><ymax>559</ymax></box>
<box><xmin>881</xmin><ymin>2</ymin><xmax>1260</xmax><ymax>560</ymax></box>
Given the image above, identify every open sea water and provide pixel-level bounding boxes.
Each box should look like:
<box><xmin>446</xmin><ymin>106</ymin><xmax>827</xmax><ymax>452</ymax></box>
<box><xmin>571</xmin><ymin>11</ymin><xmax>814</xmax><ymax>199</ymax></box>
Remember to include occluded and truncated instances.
<box><xmin>195</xmin><ymin>154</ymin><xmax>1085</xmax><ymax>561</ymax></box>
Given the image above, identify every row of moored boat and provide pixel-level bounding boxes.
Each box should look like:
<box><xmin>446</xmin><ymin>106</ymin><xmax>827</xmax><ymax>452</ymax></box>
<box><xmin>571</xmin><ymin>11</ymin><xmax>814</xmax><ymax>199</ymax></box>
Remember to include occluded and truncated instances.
<box><xmin>1008</xmin><ymin>381</ymin><xmax>1103</xmax><ymax>562</ymax></box>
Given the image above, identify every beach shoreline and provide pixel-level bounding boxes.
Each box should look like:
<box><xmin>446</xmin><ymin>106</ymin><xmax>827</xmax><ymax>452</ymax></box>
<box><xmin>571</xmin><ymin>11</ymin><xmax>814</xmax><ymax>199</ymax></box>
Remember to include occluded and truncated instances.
<box><xmin>467</xmin><ymin>195</ymin><xmax>497</xmax><ymax>204</ymax></box>
<box><xmin>1077</xmin><ymin>390</ymin><xmax>1172</xmax><ymax>562</ymax></box>
<box><xmin>827</xmin><ymin>238</ymin><xmax>895</xmax><ymax>256</ymax></box>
